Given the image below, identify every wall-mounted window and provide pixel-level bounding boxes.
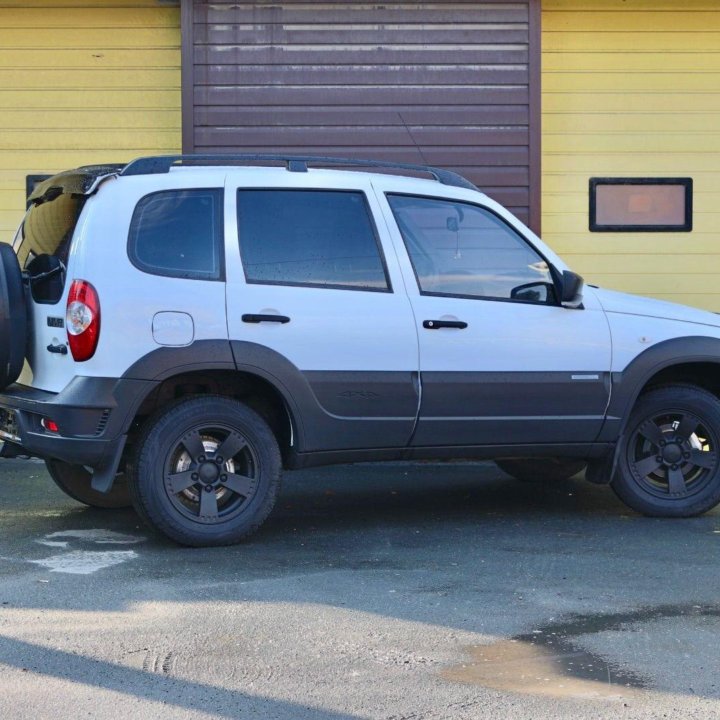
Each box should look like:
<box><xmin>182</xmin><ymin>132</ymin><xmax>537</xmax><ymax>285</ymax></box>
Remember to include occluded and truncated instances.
<box><xmin>589</xmin><ymin>178</ymin><xmax>693</xmax><ymax>232</ymax></box>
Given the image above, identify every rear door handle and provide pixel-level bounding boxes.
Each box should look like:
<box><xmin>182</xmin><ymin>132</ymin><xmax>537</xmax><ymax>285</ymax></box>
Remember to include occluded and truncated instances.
<box><xmin>423</xmin><ymin>319</ymin><xmax>468</xmax><ymax>330</ymax></box>
<box><xmin>242</xmin><ymin>314</ymin><xmax>291</xmax><ymax>324</ymax></box>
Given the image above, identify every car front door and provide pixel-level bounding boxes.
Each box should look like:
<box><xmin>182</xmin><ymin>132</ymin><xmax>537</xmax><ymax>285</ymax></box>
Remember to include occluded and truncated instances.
<box><xmin>224</xmin><ymin>175</ymin><xmax>420</xmax><ymax>453</ymax></box>
<box><xmin>374</xmin><ymin>186</ymin><xmax>612</xmax><ymax>449</ymax></box>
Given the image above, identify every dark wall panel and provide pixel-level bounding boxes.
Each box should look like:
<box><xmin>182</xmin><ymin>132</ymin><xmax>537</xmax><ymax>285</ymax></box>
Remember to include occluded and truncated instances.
<box><xmin>190</xmin><ymin>1</ymin><xmax>534</xmax><ymax>223</ymax></box>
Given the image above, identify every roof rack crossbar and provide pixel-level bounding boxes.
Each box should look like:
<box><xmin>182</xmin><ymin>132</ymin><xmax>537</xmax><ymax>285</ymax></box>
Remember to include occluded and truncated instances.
<box><xmin>120</xmin><ymin>154</ymin><xmax>478</xmax><ymax>191</ymax></box>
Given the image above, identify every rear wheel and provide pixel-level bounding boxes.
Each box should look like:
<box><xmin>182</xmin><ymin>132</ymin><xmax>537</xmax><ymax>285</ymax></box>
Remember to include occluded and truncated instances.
<box><xmin>0</xmin><ymin>243</ymin><xmax>26</xmax><ymax>390</ymax></box>
<box><xmin>46</xmin><ymin>459</ymin><xmax>132</xmax><ymax>509</ymax></box>
<box><xmin>495</xmin><ymin>457</ymin><xmax>586</xmax><ymax>482</ymax></box>
<box><xmin>612</xmin><ymin>385</ymin><xmax>720</xmax><ymax>517</ymax></box>
<box><xmin>129</xmin><ymin>396</ymin><xmax>282</xmax><ymax>547</ymax></box>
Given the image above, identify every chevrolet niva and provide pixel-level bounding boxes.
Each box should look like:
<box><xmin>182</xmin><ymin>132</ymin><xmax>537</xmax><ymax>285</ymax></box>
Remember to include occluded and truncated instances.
<box><xmin>1</xmin><ymin>155</ymin><xmax>718</xmax><ymax>545</ymax></box>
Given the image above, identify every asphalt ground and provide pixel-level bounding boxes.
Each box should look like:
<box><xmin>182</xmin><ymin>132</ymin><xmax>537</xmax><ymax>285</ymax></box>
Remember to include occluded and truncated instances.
<box><xmin>0</xmin><ymin>457</ymin><xmax>719</xmax><ymax>720</ymax></box>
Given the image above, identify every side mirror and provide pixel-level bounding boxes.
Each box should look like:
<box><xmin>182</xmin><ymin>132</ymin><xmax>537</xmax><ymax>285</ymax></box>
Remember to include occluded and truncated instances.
<box><xmin>510</xmin><ymin>281</ymin><xmax>554</xmax><ymax>304</ymax></box>
<box><xmin>560</xmin><ymin>270</ymin><xmax>584</xmax><ymax>309</ymax></box>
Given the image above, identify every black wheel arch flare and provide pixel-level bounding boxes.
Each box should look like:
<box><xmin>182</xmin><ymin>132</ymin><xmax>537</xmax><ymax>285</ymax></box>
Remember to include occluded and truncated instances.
<box><xmin>599</xmin><ymin>335</ymin><xmax>720</xmax><ymax>443</ymax></box>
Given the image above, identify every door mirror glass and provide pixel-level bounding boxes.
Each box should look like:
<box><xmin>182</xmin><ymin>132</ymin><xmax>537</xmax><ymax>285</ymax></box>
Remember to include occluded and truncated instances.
<box><xmin>510</xmin><ymin>281</ymin><xmax>555</xmax><ymax>304</ymax></box>
<box><xmin>560</xmin><ymin>270</ymin><xmax>584</xmax><ymax>309</ymax></box>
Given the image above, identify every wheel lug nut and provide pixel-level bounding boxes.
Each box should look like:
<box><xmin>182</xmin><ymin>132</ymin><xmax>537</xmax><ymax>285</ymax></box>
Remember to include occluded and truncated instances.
<box><xmin>199</xmin><ymin>455</ymin><xmax>206</xmax><ymax>462</ymax></box>
<box><xmin>683</xmin><ymin>452</ymin><xmax>691</xmax><ymax>459</ymax></box>
<box><xmin>205</xmin><ymin>484</ymin><xmax>213</xmax><ymax>492</ymax></box>
<box><xmin>191</xmin><ymin>473</ymin><xmax>198</xmax><ymax>480</ymax></box>
<box><xmin>659</xmin><ymin>440</ymin><xmax>667</xmax><ymax>447</ymax></box>
<box><xmin>671</xmin><ymin>465</ymin><xmax>678</xmax><ymax>471</ymax></box>
<box><xmin>220</xmin><ymin>475</ymin><xmax>227</xmax><ymax>482</ymax></box>
<box><xmin>216</xmin><ymin>456</ymin><xmax>224</xmax><ymax>464</ymax></box>
<box><xmin>656</xmin><ymin>456</ymin><xmax>663</xmax><ymax>463</ymax></box>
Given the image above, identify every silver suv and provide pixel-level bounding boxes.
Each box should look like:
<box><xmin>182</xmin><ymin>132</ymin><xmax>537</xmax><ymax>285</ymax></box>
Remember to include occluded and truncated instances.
<box><xmin>2</xmin><ymin>155</ymin><xmax>720</xmax><ymax>546</ymax></box>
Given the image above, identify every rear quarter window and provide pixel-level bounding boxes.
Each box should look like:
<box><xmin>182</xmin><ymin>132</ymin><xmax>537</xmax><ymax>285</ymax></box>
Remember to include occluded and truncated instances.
<box><xmin>128</xmin><ymin>189</ymin><xmax>223</xmax><ymax>280</ymax></box>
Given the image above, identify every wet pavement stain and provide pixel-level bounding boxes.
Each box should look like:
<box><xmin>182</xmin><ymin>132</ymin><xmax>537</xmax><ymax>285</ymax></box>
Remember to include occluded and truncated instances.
<box><xmin>442</xmin><ymin>604</ymin><xmax>720</xmax><ymax>699</ymax></box>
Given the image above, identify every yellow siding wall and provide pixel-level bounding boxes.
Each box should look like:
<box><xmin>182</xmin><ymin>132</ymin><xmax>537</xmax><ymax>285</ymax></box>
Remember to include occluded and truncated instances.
<box><xmin>542</xmin><ymin>0</ymin><xmax>720</xmax><ymax>310</ymax></box>
<box><xmin>0</xmin><ymin>0</ymin><xmax>181</xmax><ymax>242</ymax></box>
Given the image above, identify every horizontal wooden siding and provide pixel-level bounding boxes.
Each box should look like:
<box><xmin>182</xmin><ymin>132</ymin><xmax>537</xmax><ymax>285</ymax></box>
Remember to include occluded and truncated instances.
<box><xmin>191</xmin><ymin>1</ymin><xmax>534</xmax><ymax>224</ymax></box>
<box><xmin>543</xmin><ymin>0</ymin><xmax>720</xmax><ymax>310</ymax></box>
<box><xmin>0</xmin><ymin>0</ymin><xmax>181</xmax><ymax>242</ymax></box>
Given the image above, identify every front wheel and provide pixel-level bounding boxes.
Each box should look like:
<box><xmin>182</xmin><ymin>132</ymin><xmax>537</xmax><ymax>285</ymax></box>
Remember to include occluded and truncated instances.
<box><xmin>129</xmin><ymin>396</ymin><xmax>282</xmax><ymax>546</ymax></box>
<box><xmin>612</xmin><ymin>385</ymin><xmax>720</xmax><ymax>517</ymax></box>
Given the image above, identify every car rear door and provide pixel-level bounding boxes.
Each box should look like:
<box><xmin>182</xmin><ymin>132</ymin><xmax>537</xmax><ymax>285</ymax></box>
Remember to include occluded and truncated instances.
<box><xmin>224</xmin><ymin>171</ymin><xmax>420</xmax><ymax>453</ymax></box>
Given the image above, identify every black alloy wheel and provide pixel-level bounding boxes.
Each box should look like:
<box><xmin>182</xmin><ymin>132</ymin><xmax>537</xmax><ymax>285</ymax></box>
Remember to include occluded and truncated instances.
<box><xmin>163</xmin><ymin>424</ymin><xmax>260</xmax><ymax>525</ymax></box>
<box><xmin>612</xmin><ymin>385</ymin><xmax>720</xmax><ymax>517</ymax></box>
<box><xmin>130</xmin><ymin>396</ymin><xmax>281</xmax><ymax>546</ymax></box>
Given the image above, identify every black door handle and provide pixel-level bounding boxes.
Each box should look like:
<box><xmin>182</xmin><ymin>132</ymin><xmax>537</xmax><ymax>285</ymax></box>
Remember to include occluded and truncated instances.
<box><xmin>46</xmin><ymin>343</ymin><xmax>68</xmax><ymax>354</ymax></box>
<box><xmin>242</xmin><ymin>314</ymin><xmax>290</xmax><ymax>324</ymax></box>
<box><xmin>423</xmin><ymin>319</ymin><xmax>468</xmax><ymax>330</ymax></box>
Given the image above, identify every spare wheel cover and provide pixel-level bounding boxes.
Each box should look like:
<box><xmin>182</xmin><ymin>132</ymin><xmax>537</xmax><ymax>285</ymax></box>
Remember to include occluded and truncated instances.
<box><xmin>0</xmin><ymin>243</ymin><xmax>27</xmax><ymax>390</ymax></box>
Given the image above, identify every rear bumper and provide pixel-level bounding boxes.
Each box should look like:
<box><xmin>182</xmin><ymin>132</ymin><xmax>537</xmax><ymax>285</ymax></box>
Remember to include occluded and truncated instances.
<box><xmin>0</xmin><ymin>376</ymin><xmax>155</xmax><ymax>469</ymax></box>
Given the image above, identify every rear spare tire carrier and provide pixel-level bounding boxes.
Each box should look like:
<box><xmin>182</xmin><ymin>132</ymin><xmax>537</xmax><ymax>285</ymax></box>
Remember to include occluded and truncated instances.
<box><xmin>0</xmin><ymin>243</ymin><xmax>27</xmax><ymax>391</ymax></box>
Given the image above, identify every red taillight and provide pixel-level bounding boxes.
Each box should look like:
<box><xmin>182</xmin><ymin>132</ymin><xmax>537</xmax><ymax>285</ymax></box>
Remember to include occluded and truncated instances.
<box><xmin>66</xmin><ymin>280</ymin><xmax>100</xmax><ymax>361</ymax></box>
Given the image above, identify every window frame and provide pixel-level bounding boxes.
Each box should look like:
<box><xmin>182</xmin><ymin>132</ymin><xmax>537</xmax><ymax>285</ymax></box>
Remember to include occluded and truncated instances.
<box><xmin>236</xmin><ymin>187</ymin><xmax>393</xmax><ymax>294</ymax></box>
<box><xmin>386</xmin><ymin>192</ymin><xmax>561</xmax><ymax>307</ymax></box>
<box><xmin>127</xmin><ymin>188</ymin><xmax>225</xmax><ymax>281</ymax></box>
<box><xmin>589</xmin><ymin>177</ymin><xmax>693</xmax><ymax>233</ymax></box>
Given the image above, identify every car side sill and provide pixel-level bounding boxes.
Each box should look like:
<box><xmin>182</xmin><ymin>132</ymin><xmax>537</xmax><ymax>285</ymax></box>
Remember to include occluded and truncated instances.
<box><xmin>288</xmin><ymin>442</ymin><xmax>614</xmax><ymax>470</ymax></box>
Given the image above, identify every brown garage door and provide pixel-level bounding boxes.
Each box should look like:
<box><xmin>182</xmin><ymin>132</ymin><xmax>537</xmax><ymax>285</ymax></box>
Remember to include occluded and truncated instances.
<box><xmin>186</xmin><ymin>1</ymin><xmax>538</xmax><ymax>227</ymax></box>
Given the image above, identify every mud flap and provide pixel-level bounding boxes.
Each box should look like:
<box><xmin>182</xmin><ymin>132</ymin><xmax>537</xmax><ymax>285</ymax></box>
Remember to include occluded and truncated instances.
<box><xmin>90</xmin><ymin>435</ymin><xmax>128</xmax><ymax>493</ymax></box>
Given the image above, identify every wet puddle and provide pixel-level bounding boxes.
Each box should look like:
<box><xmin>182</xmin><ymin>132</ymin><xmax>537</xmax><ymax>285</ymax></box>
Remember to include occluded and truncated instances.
<box><xmin>442</xmin><ymin>604</ymin><xmax>720</xmax><ymax>699</ymax></box>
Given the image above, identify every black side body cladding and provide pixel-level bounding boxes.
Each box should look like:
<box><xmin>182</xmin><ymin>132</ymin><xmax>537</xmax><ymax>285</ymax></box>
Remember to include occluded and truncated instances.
<box><xmin>229</xmin><ymin>341</ymin><xmax>419</xmax><ymax>452</ymax></box>
<box><xmin>6</xmin><ymin>336</ymin><xmax>720</xmax><ymax>485</ymax></box>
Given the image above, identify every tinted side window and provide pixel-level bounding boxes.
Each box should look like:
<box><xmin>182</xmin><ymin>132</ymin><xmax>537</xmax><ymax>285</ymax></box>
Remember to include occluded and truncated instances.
<box><xmin>237</xmin><ymin>190</ymin><xmax>390</xmax><ymax>291</ymax></box>
<box><xmin>128</xmin><ymin>189</ymin><xmax>223</xmax><ymax>280</ymax></box>
<box><xmin>387</xmin><ymin>194</ymin><xmax>556</xmax><ymax>304</ymax></box>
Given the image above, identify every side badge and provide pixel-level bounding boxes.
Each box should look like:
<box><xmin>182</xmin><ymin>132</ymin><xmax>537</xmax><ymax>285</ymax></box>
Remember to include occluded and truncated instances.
<box><xmin>338</xmin><ymin>391</ymin><xmax>380</xmax><ymax>400</ymax></box>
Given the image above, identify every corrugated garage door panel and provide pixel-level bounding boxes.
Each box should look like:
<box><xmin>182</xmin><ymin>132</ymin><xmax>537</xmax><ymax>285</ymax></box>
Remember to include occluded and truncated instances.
<box><xmin>542</xmin><ymin>0</ymin><xmax>720</xmax><ymax>310</ymax></box>
<box><xmin>191</xmin><ymin>1</ymin><xmax>534</xmax><ymax>223</ymax></box>
<box><xmin>0</xmin><ymin>0</ymin><xmax>181</xmax><ymax>242</ymax></box>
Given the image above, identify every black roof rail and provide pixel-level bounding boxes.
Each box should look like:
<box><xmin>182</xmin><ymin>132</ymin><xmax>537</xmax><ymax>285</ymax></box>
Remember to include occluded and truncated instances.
<box><xmin>120</xmin><ymin>154</ymin><xmax>478</xmax><ymax>191</ymax></box>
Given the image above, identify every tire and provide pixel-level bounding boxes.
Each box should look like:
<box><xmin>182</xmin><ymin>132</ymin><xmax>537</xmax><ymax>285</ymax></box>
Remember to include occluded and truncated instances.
<box><xmin>495</xmin><ymin>457</ymin><xmax>586</xmax><ymax>482</ymax></box>
<box><xmin>46</xmin><ymin>459</ymin><xmax>132</xmax><ymax>509</ymax></box>
<box><xmin>0</xmin><ymin>243</ymin><xmax>27</xmax><ymax>390</ymax></box>
<box><xmin>612</xmin><ymin>384</ymin><xmax>720</xmax><ymax>517</ymax></box>
<box><xmin>129</xmin><ymin>396</ymin><xmax>282</xmax><ymax>547</ymax></box>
